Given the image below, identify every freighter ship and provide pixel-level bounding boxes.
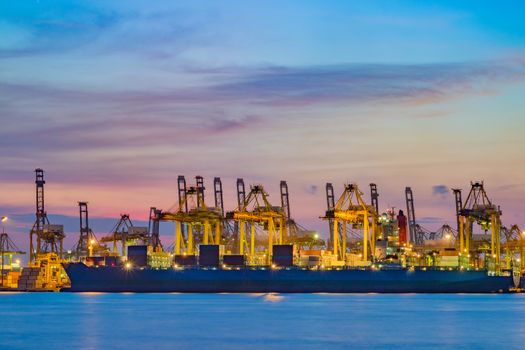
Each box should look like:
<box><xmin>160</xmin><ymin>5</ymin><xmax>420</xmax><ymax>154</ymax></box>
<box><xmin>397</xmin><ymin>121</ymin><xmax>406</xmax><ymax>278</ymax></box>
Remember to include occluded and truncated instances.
<box><xmin>62</xmin><ymin>260</ymin><xmax>516</xmax><ymax>293</ymax></box>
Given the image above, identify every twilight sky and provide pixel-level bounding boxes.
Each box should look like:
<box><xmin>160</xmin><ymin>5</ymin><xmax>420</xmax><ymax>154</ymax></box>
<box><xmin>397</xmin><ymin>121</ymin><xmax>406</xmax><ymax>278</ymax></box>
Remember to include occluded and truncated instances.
<box><xmin>1</xmin><ymin>0</ymin><xmax>524</xmax><ymax>251</ymax></box>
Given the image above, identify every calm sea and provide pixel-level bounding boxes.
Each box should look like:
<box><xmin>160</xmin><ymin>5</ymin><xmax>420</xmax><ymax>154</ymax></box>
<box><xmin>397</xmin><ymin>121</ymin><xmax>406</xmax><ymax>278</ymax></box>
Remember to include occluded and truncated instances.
<box><xmin>1</xmin><ymin>293</ymin><xmax>524</xmax><ymax>349</ymax></box>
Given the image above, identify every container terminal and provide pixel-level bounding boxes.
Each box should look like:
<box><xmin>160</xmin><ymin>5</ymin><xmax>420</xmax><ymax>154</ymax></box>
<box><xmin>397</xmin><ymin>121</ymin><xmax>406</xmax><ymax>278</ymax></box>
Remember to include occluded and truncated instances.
<box><xmin>1</xmin><ymin>168</ymin><xmax>524</xmax><ymax>293</ymax></box>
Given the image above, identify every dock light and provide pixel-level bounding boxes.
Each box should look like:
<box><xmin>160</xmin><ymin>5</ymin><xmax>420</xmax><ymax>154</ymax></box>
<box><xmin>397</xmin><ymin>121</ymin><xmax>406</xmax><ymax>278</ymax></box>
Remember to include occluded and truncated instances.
<box><xmin>90</xmin><ymin>239</ymin><xmax>96</xmax><ymax>245</ymax></box>
<box><xmin>125</xmin><ymin>262</ymin><xmax>132</xmax><ymax>269</ymax></box>
<box><xmin>314</xmin><ymin>233</ymin><xmax>319</xmax><ymax>240</ymax></box>
<box><xmin>445</xmin><ymin>234</ymin><xmax>451</xmax><ymax>240</ymax></box>
<box><xmin>271</xmin><ymin>264</ymin><xmax>276</xmax><ymax>269</ymax></box>
<box><xmin>522</xmin><ymin>230</ymin><xmax>525</xmax><ymax>236</ymax></box>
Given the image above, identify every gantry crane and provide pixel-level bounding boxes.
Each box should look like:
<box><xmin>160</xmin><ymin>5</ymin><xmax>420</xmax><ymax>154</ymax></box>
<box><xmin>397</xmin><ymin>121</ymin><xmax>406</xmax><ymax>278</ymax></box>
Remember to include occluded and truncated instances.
<box><xmin>74</xmin><ymin>202</ymin><xmax>108</xmax><ymax>258</ymax></box>
<box><xmin>501</xmin><ymin>225</ymin><xmax>524</xmax><ymax>271</ymax></box>
<box><xmin>158</xmin><ymin>175</ymin><xmax>222</xmax><ymax>255</ymax></box>
<box><xmin>99</xmin><ymin>213</ymin><xmax>149</xmax><ymax>256</ymax></box>
<box><xmin>457</xmin><ymin>181</ymin><xmax>502</xmax><ymax>272</ymax></box>
<box><xmin>323</xmin><ymin>183</ymin><xmax>378</xmax><ymax>262</ymax></box>
<box><xmin>29</xmin><ymin>168</ymin><xmax>65</xmax><ymax>263</ymax></box>
<box><xmin>226</xmin><ymin>184</ymin><xmax>287</xmax><ymax>264</ymax></box>
<box><xmin>1</xmin><ymin>230</ymin><xmax>25</xmax><ymax>286</ymax></box>
<box><xmin>280</xmin><ymin>180</ymin><xmax>323</xmax><ymax>248</ymax></box>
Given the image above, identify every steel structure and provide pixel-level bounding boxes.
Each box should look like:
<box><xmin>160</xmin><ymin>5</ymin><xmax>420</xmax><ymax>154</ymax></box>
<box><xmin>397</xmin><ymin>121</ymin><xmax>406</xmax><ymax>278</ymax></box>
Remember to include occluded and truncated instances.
<box><xmin>501</xmin><ymin>225</ymin><xmax>524</xmax><ymax>271</ymax></box>
<box><xmin>0</xmin><ymin>231</ymin><xmax>25</xmax><ymax>286</ymax></box>
<box><xmin>458</xmin><ymin>181</ymin><xmax>502</xmax><ymax>272</ymax></box>
<box><xmin>434</xmin><ymin>224</ymin><xmax>457</xmax><ymax>241</ymax></box>
<box><xmin>159</xmin><ymin>176</ymin><xmax>222</xmax><ymax>255</ymax></box>
<box><xmin>325</xmin><ymin>183</ymin><xmax>336</xmax><ymax>250</ymax></box>
<box><xmin>148</xmin><ymin>208</ymin><xmax>162</xmax><ymax>250</ymax></box>
<box><xmin>226</xmin><ymin>184</ymin><xmax>287</xmax><ymax>264</ymax></box>
<box><xmin>324</xmin><ymin>183</ymin><xmax>378</xmax><ymax>262</ymax></box>
<box><xmin>29</xmin><ymin>168</ymin><xmax>64</xmax><ymax>263</ymax></box>
<box><xmin>75</xmin><ymin>202</ymin><xmax>106</xmax><ymax>258</ymax></box>
<box><xmin>405</xmin><ymin>187</ymin><xmax>419</xmax><ymax>245</ymax></box>
<box><xmin>452</xmin><ymin>189</ymin><xmax>463</xmax><ymax>233</ymax></box>
<box><xmin>100</xmin><ymin>214</ymin><xmax>149</xmax><ymax>255</ymax></box>
<box><xmin>214</xmin><ymin>177</ymin><xmax>225</xmax><ymax>217</ymax></box>
<box><xmin>370</xmin><ymin>183</ymin><xmax>379</xmax><ymax>215</ymax></box>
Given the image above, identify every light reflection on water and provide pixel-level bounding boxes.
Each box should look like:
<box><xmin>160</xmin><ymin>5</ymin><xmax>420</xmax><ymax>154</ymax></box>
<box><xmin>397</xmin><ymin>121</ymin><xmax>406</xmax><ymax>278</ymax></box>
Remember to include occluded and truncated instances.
<box><xmin>1</xmin><ymin>293</ymin><xmax>525</xmax><ymax>350</ymax></box>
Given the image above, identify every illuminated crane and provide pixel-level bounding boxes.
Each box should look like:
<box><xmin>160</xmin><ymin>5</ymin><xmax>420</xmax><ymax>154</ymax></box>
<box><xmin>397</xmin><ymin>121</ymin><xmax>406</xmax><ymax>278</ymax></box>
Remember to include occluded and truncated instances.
<box><xmin>29</xmin><ymin>169</ymin><xmax>64</xmax><ymax>263</ymax></box>
<box><xmin>1</xmin><ymin>228</ymin><xmax>25</xmax><ymax>286</ymax></box>
<box><xmin>281</xmin><ymin>180</ymin><xmax>323</xmax><ymax>248</ymax></box>
<box><xmin>159</xmin><ymin>176</ymin><xmax>222</xmax><ymax>255</ymax></box>
<box><xmin>323</xmin><ymin>183</ymin><xmax>378</xmax><ymax>262</ymax></box>
<box><xmin>501</xmin><ymin>225</ymin><xmax>523</xmax><ymax>271</ymax></box>
<box><xmin>457</xmin><ymin>181</ymin><xmax>502</xmax><ymax>272</ymax></box>
<box><xmin>227</xmin><ymin>184</ymin><xmax>287</xmax><ymax>264</ymax></box>
<box><xmin>75</xmin><ymin>202</ymin><xmax>107</xmax><ymax>258</ymax></box>
<box><xmin>99</xmin><ymin>213</ymin><xmax>149</xmax><ymax>256</ymax></box>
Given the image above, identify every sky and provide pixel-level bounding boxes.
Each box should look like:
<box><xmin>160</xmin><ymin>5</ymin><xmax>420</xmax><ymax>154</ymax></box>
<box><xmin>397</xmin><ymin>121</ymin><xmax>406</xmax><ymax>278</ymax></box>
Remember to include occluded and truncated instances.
<box><xmin>1</xmin><ymin>0</ymin><xmax>524</xmax><ymax>252</ymax></box>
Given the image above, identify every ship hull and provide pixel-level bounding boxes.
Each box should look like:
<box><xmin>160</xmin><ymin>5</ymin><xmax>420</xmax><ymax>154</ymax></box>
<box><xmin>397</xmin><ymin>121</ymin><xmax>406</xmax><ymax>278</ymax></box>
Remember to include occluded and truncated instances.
<box><xmin>63</xmin><ymin>263</ymin><xmax>513</xmax><ymax>293</ymax></box>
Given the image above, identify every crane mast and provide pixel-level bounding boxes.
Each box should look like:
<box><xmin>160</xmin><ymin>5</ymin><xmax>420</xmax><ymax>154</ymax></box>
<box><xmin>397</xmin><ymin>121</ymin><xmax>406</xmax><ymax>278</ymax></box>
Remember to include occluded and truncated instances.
<box><xmin>325</xmin><ymin>183</ymin><xmax>335</xmax><ymax>250</ymax></box>
<box><xmin>370</xmin><ymin>183</ymin><xmax>379</xmax><ymax>215</ymax></box>
<box><xmin>405</xmin><ymin>187</ymin><xmax>418</xmax><ymax>245</ymax></box>
<box><xmin>214</xmin><ymin>177</ymin><xmax>224</xmax><ymax>217</ymax></box>
<box><xmin>29</xmin><ymin>168</ymin><xmax>64</xmax><ymax>263</ymax></box>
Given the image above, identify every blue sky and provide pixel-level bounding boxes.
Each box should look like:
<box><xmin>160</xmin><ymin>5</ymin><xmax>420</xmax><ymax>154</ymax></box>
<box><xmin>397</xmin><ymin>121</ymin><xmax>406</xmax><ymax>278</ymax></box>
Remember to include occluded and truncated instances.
<box><xmin>1</xmin><ymin>1</ymin><xmax>524</xmax><ymax>252</ymax></box>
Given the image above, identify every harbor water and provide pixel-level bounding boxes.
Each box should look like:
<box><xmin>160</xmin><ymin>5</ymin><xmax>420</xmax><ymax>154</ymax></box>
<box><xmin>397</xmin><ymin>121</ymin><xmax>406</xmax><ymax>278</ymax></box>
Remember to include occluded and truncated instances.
<box><xmin>1</xmin><ymin>293</ymin><xmax>524</xmax><ymax>349</ymax></box>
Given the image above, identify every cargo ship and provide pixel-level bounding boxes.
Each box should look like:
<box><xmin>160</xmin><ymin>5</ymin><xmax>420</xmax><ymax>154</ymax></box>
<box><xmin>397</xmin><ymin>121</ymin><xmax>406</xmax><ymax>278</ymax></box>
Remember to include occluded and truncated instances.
<box><xmin>61</xmin><ymin>244</ymin><xmax>520</xmax><ymax>293</ymax></box>
<box><xmin>62</xmin><ymin>262</ymin><xmax>516</xmax><ymax>293</ymax></box>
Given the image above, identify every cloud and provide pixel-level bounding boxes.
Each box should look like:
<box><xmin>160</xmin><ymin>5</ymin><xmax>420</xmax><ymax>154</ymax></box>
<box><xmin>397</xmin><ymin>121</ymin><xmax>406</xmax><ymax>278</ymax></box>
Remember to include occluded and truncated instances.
<box><xmin>211</xmin><ymin>60</ymin><xmax>525</xmax><ymax>106</ymax></box>
<box><xmin>432</xmin><ymin>185</ymin><xmax>449</xmax><ymax>195</ymax></box>
<box><xmin>1</xmin><ymin>58</ymin><xmax>525</xmax><ymax>188</ymax></box>
<box><xmin>305</xmin><ymin>185</ymin><xmax>318</xmax><ymax>195</ymax></box>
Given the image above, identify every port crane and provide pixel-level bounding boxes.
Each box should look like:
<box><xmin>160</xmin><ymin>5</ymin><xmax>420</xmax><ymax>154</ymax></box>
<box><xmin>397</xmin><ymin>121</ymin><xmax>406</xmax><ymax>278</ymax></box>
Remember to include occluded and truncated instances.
<box><xmin>227</xmin><ymin>184</ymin><xmax>287</xmax><ymax>265</ymax></box>
<box><xmin>158</xmin><ymin>175</ymin><xmax>222</xmax><ymax>255</ymax></box>
<box><xmin>0</xmin><ymin>229</ymin><xmax>25</xmax><ymax>287</ymax></box>
<box><xmin>501</xmin><ymin>225</ymin><xmax>524</xmax><ymax>271</ymax></box>
<box><xmin>457</xmin><ymin>182</ymin><xmax>502</xmax><ymax>272</ymax></box>
<box><xmin>29</xmin><ymin>169</ymin><xmax>65</xmax><ymax>263</ymax></box>
<box><xmin>74</xmin><ymin>202</ymin><xmax>108</xmax><ymax>258</ymax></box>
<box><xmin>99</xmin><ymin>213</ymin><xmax>149</xmax><ymax>256</ymax></box>
<box><xmin>280</xmin><ymin>181</ymin><xmax>323</xmax><ymax>248</ymax></box>
<box><xmin>323</xmin><ymin>183</ymin><xmax>378</xmax><ymax>262</ymax></box>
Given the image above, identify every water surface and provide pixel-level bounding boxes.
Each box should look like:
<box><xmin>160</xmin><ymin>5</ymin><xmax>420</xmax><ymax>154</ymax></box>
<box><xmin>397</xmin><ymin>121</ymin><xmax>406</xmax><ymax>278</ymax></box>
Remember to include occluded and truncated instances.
<box><xmin>1</xmin><ymin>293</ymin><xmax>524</xmax><ymax>349</ymax></box>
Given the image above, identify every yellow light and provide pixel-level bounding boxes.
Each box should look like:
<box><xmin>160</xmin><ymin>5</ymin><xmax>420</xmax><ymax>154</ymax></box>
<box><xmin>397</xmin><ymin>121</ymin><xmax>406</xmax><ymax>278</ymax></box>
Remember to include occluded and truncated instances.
<box><xmin>1</xmin><ymin>216</ymin><xmax>7</xmax><ymax>223</ymax></box>
<box><xmin>15</xmin><ymin>259</ymin><xmax>20</xmax><ymax>264</ymax></box>
<box><xmin>522</xmin><ymin>230</ymin><xmax>525</xmax><ymax>236</ymax></box>
<box><xmin>90</xmin><ymin>239</ymin><xmax>96</xmax><ymax>245</ymax></box>
<box><xmin>313</xmin><ymin>233</ymin><xmax>319</xmax><ymax>240</ymax></box>
<box><xmin>445</xmin><ymin>234</ymin><xmax>451</xmax><ymax>240</ymax></box>
<box><xmin>125</xmin><ymin>262</ymin><xmax>132</xmax><ymax>269</ymax></box>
